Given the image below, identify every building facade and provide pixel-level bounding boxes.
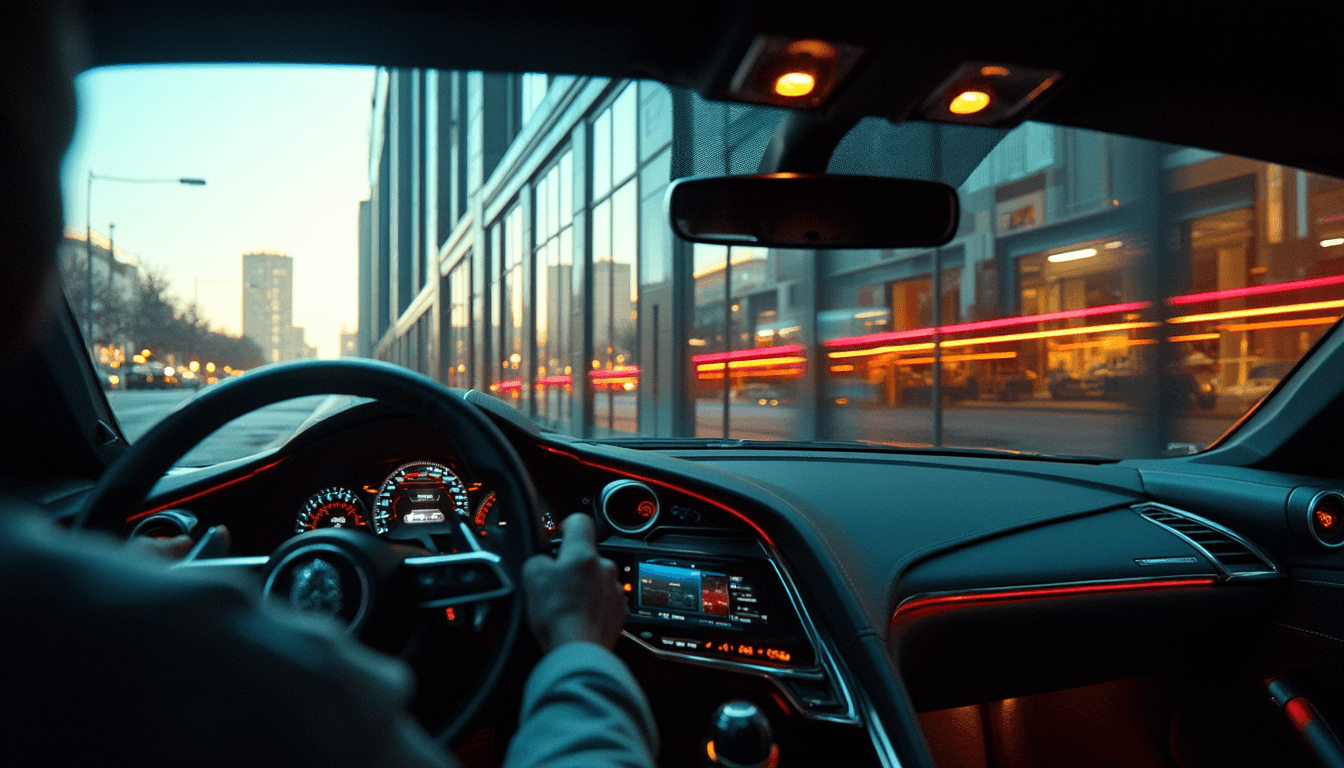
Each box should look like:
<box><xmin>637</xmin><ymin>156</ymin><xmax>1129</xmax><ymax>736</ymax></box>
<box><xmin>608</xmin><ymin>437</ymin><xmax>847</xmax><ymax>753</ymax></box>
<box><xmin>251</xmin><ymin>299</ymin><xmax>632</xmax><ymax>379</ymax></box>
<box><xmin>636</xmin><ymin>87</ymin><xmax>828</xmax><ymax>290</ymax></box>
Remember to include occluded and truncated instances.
<box><xmin>358</xmin><ymin>69</ymin><xmax>1344</xmax><ymax>455</ymax></box>
<box><xmin>242</xmin><ymin>251</ymin><xmax>314</xmax><ymax>362</ymax></box>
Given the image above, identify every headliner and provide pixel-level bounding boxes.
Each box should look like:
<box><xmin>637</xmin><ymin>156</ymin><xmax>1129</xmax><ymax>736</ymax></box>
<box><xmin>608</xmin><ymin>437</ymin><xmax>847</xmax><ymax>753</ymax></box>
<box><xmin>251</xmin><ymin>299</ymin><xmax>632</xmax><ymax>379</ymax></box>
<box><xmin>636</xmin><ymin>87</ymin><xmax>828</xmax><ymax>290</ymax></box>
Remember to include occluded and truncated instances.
<box><xmin>81</xmin><ymin>1</ymin><xmax>1342</xmax><ymax>177</ymax></box>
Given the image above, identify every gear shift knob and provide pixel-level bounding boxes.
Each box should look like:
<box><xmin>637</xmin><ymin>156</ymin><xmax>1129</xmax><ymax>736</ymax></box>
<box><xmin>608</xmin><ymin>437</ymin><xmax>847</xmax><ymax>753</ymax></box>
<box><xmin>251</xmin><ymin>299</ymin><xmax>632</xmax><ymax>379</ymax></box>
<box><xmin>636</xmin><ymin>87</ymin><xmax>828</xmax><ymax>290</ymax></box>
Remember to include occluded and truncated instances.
<box><xmin>706</xmin><ymin>700</ymin><xmax>778</xmax><ymax>768</ymax></box>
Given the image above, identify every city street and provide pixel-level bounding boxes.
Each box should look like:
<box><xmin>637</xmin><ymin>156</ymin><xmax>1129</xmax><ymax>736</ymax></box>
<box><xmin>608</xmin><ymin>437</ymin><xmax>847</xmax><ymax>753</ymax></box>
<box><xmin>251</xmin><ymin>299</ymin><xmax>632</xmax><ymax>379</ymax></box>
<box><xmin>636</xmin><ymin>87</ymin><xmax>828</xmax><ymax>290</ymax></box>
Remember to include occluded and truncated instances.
<box><xmin>106</xmin><ymin>390</ymin><xmax>329</xmax><ymax>466</ymax></box>
<box><xmin>106</xmin><ymin>387</ymin><xmax>1245</xmax><ymax>467</ymax></box>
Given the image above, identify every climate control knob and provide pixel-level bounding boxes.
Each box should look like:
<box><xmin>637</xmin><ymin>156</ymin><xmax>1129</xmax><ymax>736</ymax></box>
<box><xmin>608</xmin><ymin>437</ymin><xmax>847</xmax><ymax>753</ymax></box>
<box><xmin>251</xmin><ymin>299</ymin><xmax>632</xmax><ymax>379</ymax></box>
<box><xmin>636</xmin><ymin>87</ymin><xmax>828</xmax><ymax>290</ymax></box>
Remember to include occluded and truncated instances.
<box><xmin>600</xmin><ymin>480</ymin><xmax>660</xmax><ymax>534</ymax></box>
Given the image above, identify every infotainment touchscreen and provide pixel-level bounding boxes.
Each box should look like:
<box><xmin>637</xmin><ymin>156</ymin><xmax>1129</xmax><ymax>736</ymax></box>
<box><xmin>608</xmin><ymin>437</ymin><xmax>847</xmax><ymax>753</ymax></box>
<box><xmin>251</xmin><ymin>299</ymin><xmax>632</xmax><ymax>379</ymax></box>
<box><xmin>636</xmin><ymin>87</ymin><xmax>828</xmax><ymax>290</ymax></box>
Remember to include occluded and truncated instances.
<box><xmin>604</xmin><ymin>550</ymin><xmax>813</xmax><ymax>668</ymax></box>
<box><xmin>637</xmin><ymin>561</ymin><xmax>766</xmax><ymax>627</ymax></box>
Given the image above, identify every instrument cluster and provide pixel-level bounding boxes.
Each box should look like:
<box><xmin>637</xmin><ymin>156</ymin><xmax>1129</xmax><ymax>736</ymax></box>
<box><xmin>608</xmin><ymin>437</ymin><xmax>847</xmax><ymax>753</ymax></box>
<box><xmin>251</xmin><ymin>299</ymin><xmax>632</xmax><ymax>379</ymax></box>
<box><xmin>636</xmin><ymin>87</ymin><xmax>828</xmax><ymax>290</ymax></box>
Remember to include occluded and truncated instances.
<box><xmin>294</xmin><ymin>459</ymin><xmax>550</xmax><ymax>543</ymax></box>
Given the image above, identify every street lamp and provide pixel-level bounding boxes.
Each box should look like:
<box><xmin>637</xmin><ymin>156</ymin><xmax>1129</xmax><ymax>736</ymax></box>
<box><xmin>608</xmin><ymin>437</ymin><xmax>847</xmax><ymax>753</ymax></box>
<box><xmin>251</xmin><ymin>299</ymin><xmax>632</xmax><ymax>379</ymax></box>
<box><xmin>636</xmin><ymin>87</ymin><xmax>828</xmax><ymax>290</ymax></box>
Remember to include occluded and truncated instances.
<box><xmin>84</xmin><ymin>171</ymin><xmax>206</xmax><ymax>348</ymax></box>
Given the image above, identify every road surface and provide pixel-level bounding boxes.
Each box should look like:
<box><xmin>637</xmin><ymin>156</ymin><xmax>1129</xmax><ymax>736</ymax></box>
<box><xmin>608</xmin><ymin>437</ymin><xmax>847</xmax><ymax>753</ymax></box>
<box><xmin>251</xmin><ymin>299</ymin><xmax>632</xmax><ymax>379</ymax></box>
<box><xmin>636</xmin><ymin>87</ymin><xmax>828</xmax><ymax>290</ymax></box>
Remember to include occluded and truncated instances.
<box><xmin>106</xmin><ymin>390</ymin><xmax>330</xmax><ymax>466</ymax></box>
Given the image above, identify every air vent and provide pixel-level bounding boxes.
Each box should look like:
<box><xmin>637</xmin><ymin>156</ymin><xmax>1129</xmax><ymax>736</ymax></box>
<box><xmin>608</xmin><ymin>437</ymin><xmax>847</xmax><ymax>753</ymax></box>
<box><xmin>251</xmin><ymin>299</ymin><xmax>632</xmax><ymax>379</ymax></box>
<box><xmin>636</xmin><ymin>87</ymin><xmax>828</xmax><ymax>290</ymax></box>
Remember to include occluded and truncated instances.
<box><xmin>1136</xmin><ymin>504</ymin><xmax>1278</xmax><ymax>578</ymax></box>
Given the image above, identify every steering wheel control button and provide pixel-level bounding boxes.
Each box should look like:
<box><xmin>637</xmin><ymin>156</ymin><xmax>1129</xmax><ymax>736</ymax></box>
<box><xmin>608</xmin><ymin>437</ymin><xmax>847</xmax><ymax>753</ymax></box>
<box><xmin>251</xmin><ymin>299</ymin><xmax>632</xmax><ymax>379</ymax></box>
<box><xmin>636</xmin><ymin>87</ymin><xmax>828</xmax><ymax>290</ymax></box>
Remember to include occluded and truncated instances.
<box><xmin>405</xmin><ymin>552</ymin><xmax>513</xmax><ymax>609</ymax></box>
<box><xmin>600</xmin><ymin>480</ymin><xmax>660</xmax><ymax>534</ymax></box>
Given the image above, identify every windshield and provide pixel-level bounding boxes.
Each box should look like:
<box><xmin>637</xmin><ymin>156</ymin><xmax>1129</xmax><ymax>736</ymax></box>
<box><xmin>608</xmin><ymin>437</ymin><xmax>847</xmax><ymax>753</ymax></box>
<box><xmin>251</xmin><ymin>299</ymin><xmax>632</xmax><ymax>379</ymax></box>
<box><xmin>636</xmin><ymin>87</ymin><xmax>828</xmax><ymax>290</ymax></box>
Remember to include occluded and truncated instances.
<box><xmin>60</xmin><ymin>65</ymin><xmax>1344</xmax><ymax>464</ymax></box>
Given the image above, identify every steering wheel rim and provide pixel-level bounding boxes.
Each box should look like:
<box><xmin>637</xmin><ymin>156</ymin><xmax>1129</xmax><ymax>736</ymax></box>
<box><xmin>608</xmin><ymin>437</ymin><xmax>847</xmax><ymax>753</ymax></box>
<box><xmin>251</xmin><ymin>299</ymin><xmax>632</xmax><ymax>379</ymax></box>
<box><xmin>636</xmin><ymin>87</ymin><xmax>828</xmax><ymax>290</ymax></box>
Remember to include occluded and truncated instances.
<box><xmin>77</xmin><ymin>358</ymin><xmax>543</xmax><ymax>747</ymax></box>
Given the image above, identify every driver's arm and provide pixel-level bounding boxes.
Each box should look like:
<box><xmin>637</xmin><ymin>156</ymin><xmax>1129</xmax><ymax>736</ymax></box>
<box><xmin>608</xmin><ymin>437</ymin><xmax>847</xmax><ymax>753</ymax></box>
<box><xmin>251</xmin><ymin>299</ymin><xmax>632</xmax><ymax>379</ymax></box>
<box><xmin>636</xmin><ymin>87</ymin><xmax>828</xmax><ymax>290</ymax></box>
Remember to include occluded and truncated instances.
<box><xmin>505</xmin><ymin>513</ymin><xmax>659</xmax><ymax>768</ymax></box>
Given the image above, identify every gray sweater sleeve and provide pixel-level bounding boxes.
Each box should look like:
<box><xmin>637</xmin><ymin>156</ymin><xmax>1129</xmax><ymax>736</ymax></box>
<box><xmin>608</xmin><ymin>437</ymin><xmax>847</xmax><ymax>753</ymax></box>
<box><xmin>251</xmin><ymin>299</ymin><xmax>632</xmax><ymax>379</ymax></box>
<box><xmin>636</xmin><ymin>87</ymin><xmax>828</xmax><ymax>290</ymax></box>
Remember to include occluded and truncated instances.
<box><xmin>503</xmin><ymin>642</ymin><xmax>659</xmax><ymax>768</ymax></box>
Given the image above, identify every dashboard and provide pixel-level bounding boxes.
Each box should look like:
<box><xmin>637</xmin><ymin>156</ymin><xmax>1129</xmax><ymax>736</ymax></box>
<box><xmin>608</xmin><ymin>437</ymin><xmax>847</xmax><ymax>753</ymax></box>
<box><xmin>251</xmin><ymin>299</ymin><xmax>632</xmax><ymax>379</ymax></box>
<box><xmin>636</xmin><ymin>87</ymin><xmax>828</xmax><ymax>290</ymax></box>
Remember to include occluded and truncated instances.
<box><xmin>120</xmin><ymin>395</ymin><xmax>1341</xmax><ymax>768</ymax></box>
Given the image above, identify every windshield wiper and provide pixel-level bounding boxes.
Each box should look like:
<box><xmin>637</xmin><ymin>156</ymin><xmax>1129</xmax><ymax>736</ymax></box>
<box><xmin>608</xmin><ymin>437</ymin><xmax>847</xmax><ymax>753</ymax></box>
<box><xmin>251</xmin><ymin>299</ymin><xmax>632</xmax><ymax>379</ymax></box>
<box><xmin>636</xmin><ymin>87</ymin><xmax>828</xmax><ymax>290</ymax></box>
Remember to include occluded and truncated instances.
<box><xmin>591</xmin><ymin>437</ymin><xmax>1116</xmax><ymax>464</ymax></box>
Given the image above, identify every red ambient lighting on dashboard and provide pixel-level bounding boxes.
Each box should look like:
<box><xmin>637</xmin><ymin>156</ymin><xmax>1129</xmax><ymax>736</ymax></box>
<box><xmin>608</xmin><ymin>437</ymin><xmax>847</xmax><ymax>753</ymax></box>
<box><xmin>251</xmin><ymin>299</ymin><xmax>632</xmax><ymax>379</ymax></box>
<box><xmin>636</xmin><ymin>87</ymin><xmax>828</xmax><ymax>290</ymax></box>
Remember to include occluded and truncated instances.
<box><xmin>126</xmin><ymin>456</ymin><xmax>290</xmax><ymax>523</ymax></box>
<box><xmin>537</xmin><ymin>444</ymin><xmax>776</xmax><ymax>548</ymax></box>
<box><xmin>891</xmin><ymin>577</ymin><xmax>1216</xmax><ymax>624</ymax></box>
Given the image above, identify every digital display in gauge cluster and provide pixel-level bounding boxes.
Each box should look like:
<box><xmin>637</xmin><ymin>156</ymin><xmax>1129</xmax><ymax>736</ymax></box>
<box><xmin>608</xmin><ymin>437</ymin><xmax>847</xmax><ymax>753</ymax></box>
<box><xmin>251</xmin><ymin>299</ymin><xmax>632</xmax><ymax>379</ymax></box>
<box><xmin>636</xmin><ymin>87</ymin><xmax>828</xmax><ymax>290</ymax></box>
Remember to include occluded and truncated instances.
<box><xmin>604</xmin><ymin>549</ymin><xmax>815</xmax><ymax>668</ymax></box>
<box><xmin>373</xmin><ymin>460</ymin><xmax>468</xmax><ymax>537</ymax></box>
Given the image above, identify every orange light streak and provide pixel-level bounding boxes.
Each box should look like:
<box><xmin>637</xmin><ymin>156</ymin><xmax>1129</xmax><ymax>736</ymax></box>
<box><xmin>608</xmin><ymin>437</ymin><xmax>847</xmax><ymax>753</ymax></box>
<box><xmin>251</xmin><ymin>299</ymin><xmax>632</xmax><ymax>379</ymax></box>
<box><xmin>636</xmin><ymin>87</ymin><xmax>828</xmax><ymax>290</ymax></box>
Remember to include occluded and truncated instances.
<box><xmin>1168</xmin><ymin>299</ymin><xmax>1344</xmax><ymax>325</ymax></box>
<box><xmin>939</xmin><ymin>321</ymin><xmax>1157</xmax><ymax>348</ymax></box>
<box><xmin>1168</xmin><ymin>333</ymin><xmax>1221</xmax><ymax>343</ymax></box>
<box><xmin>829</xmin><ymin>364</ymin><xmax>855</xmax><ymax>373</ymax></box>
<box><xmin>697</xmin><ymin>368</ymin><xmax>804</xmax><ymax>381</ymax></box>
<box><xmin>1217</xmin><ymin>316</ymin><xmax>1340</xmax><ymax>333</ymax></box>
<box><xmin>893</xmin><ymin>351</ymin><xmax>1018</xmax><ymax>366</ymax></box>
<box><xmin>828</xmin><ymin>342</ymin><xmax>935</xmax><ymax>359</ymax></box>
<box><xmin>695</xmin><ymin>355</ymin><xmax>807</xmax><ymax>372</ymax></box>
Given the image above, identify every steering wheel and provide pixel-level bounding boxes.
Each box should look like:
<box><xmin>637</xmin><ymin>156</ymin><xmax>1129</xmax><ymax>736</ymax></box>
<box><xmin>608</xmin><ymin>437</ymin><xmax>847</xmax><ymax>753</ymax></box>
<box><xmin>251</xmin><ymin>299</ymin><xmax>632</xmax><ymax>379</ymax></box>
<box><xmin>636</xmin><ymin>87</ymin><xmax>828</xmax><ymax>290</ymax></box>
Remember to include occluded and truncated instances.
<box><xmin>76</xmin><ymin>358</ymin><xmax>542</xmax><ymax>746</ymax></box>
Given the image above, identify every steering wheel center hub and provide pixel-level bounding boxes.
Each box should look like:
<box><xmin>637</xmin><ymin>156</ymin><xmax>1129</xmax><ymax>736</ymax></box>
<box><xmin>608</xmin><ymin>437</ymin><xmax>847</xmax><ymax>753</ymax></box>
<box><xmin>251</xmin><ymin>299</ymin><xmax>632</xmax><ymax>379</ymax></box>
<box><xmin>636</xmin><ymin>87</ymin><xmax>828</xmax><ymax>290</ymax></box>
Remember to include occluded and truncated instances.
<box><xmin>263</xmin><ymin>539</ymin><xmax>372</xmax><ymax>631</ymax></box>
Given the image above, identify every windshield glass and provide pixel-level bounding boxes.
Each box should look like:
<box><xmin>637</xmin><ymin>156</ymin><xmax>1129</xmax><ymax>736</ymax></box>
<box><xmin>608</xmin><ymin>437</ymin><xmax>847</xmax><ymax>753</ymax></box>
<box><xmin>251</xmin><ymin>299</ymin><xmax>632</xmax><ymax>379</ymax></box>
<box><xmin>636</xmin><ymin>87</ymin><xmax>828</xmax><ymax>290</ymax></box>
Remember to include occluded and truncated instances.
<box><xmin>61</xmin><ymin>65</ymin><xmax>1344</xmax><ymax>463</ymax></box>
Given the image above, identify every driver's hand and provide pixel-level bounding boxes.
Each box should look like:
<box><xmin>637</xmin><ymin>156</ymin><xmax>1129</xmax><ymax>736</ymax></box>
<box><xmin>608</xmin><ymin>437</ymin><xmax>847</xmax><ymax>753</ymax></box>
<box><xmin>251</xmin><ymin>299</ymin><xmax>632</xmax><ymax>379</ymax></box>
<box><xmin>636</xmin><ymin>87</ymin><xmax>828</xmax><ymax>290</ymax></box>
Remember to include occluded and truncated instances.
<box><xmin>521</xmin><ymin>514</ymin><xmax>625</xmax><ymax>653</ymax></box>
<box><xmin>127</xmin><ymin>525</ymin><xmax>231</xmax><ymax>560</ymax></box>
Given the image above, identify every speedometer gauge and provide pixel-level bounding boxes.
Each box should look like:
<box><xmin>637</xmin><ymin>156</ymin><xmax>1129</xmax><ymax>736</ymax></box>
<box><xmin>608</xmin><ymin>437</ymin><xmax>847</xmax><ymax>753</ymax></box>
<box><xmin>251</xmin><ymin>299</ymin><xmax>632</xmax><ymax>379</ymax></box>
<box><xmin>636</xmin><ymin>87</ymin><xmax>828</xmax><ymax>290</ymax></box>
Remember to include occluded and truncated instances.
<box><xmin>296</xmin><ymin>488</ymin><xmax>368</xmax><ymax>533</ymax></box>
<box><xmin>373</xmin><ymin>461</ymin><xmax>469</xmax><ymax>537</ymax></box>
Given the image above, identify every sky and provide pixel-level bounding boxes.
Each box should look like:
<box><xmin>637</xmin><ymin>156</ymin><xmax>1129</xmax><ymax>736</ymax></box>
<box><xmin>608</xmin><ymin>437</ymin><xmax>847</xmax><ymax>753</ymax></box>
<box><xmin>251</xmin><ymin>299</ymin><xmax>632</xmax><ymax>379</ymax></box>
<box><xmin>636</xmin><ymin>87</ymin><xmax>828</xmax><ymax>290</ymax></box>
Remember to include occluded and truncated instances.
<box><xmin>60</xmin><ymin>64</ymin><xmax>377</xmax><ymax>359</ymax></box>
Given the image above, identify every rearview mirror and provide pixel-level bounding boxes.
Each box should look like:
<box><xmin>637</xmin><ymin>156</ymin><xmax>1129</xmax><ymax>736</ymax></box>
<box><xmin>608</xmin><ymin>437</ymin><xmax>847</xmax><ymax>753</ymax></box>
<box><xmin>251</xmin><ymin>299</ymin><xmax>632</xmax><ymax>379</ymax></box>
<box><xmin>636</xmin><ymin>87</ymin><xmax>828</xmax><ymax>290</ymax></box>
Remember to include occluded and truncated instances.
<box><xmin>667</xmin><ymin>173</ymin><xmax>959</xmax><ymax>249</ymax></box>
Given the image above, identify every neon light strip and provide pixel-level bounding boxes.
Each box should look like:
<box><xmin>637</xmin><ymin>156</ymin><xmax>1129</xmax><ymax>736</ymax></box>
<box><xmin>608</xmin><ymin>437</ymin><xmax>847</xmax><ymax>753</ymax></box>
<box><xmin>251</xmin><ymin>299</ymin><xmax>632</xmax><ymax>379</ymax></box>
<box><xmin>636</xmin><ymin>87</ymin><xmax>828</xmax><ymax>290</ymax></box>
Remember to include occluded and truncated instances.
<box><xmin>537</xmin><ymin>375</ymin><xmax>572</xmax><ymax>385</ymax></box>
<box><xmin>696</xmin><ymin>356</ymin><xmax>807</xmax><ymax>372</ymax></box>
<box><xmin>692</xmin><ymin>344</ymin><xmax>805</xmax><ymax>365</ymax></box>
<box><xmin>698</xmin><ymin>368</ymin><xmax>805</xmax><ymax>381</ymax></box>
<box><xmin>1217</xmin><ymin>316</ymin><xmax>1339</xmax><ymax>333</ymax></box>
<box><xmin>894</xmin><ymin>351</ymin><xmax>1017</xmax><ymax>366</ymax></box>
<box><xmin>891</xmin><ymin>577</ymin><xmax>1217</xmax><ymax>623</ymax></box>
<box><xmin>829</xmin><ymin>342</ymin><xmax>934</xmax><ymax>360</ymax></box>
<box><xmin>127</xmin><ymin>456</ymin><xmax>290</xmax><ymax>522</ymax></box>
<box><xmin>1167</xmin><ymin>274</ymin><xmax>1344</xmax><ymax>305</ymax></box>
<box><xmin>1169</xmin><ymin>299</ymin><xmax>1344</xmax><ymax>325</ymax></box>
<box><xmin>824</xmin><ymin>301</ymin><xmax>1150</xmax><ymax>349</ymax></box>
<box><xmin>938</xmin><ymin>321</ymin><xmax>1157</xmax><ymax>349</ymax></box>
<box><xmin>588</xmin><ymin>366</ymin><xmax>641</xmax><ymax>380</ymax></box>
<box><xmin>1053</xmin><ymin>337</ymin><xmax>1156</xmax><ymax>352</ymax></box>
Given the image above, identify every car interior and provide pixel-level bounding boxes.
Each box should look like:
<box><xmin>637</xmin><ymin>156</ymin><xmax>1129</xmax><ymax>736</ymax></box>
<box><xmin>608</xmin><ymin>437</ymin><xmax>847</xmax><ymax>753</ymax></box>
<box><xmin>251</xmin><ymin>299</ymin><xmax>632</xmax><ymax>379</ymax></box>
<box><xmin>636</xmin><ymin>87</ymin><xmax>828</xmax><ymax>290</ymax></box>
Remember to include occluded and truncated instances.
<box><xmin>5</xmin><ymin>3</ymin><xmax>1344</xmax><ymax>767</ymax></box>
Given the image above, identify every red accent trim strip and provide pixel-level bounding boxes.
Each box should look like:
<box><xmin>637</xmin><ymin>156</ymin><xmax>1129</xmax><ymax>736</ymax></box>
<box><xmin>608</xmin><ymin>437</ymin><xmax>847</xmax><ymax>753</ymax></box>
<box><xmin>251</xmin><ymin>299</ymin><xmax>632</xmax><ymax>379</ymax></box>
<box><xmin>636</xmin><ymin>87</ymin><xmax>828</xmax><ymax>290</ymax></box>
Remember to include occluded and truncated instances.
<box><xmin>891</xmin><ymin>577</ymin><xmax>1217</xmax><ymax>624</ymax></box>
<box><xmin>125</xmin><ymin>456</ymin><xmax>290</xmax><ymax>523</ymax></box>
<box><xmin>537</xmin><ymin>444</ymin><xmax>776</xmax><ymax>548</ymax></box>
<box><xmin>1286</xmin><ymin>697</ymin><xmax>1317</xmax><ymax>731</ymax></box>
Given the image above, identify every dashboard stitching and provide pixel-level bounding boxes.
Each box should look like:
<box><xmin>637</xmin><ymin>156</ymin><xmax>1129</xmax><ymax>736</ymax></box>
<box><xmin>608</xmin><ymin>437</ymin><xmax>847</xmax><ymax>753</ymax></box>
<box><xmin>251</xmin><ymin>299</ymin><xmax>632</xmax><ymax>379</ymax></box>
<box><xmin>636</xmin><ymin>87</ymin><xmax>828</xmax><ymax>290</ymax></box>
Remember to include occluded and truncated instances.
<box><xmin>1274</xmin><ymin>622</ymin><xmax>1344</xmax><ymax>645</ymax></box>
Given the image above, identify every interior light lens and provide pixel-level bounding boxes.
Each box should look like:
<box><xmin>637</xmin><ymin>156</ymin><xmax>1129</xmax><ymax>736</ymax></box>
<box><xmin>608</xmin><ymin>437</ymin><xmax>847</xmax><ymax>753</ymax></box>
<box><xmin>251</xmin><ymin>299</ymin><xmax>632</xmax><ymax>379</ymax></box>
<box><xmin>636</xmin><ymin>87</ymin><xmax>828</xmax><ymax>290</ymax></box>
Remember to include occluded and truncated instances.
<box><xmin>948</xmin><ymin>90</ymin><xmax>991</xmax><ymax>115</ymax></box>
<box><xmin>980</xmin><ymin>65</ymin><xmax>1011</xmax><ymax>76</ymax></box>
<box><xmin>774</xmin><ymin>71</ymin><xmax>816</xmax><ymax>97</ymax></box>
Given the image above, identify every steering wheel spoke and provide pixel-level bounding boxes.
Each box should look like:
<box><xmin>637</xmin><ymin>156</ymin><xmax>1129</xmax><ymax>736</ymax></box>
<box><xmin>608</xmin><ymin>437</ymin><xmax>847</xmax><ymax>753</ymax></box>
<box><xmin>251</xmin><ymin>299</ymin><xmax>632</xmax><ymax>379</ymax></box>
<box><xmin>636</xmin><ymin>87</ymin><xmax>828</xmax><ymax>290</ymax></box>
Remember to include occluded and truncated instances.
<box><xmin>171</xmin><ymin>555</ymin><xmax>270</xmax><ymax>574</ymax></box>
<box><xmin>405</xmin><ymin>551</ymin><xmax>514</xmax><ymax>609</ymax></box>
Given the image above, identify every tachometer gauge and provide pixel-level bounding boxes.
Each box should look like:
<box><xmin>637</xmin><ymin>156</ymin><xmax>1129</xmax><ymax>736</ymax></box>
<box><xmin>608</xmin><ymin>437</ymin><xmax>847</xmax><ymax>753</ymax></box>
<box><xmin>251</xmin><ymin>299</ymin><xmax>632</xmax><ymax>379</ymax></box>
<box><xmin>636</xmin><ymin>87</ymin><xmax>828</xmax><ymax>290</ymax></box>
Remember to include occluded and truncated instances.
<box><xmin>373</xmin><ymin>461</ymin><xmax>469</xmax><ymax>537</ymax></box>
<box><xmin>473</xmin><ymin>492</ymin><xmax>502</xmax><ymax>532</ymax></box>
<box><xmin>296</xmin><ymin>488</ymin><xmax>369</xmax><ymax>533</ymax></box>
